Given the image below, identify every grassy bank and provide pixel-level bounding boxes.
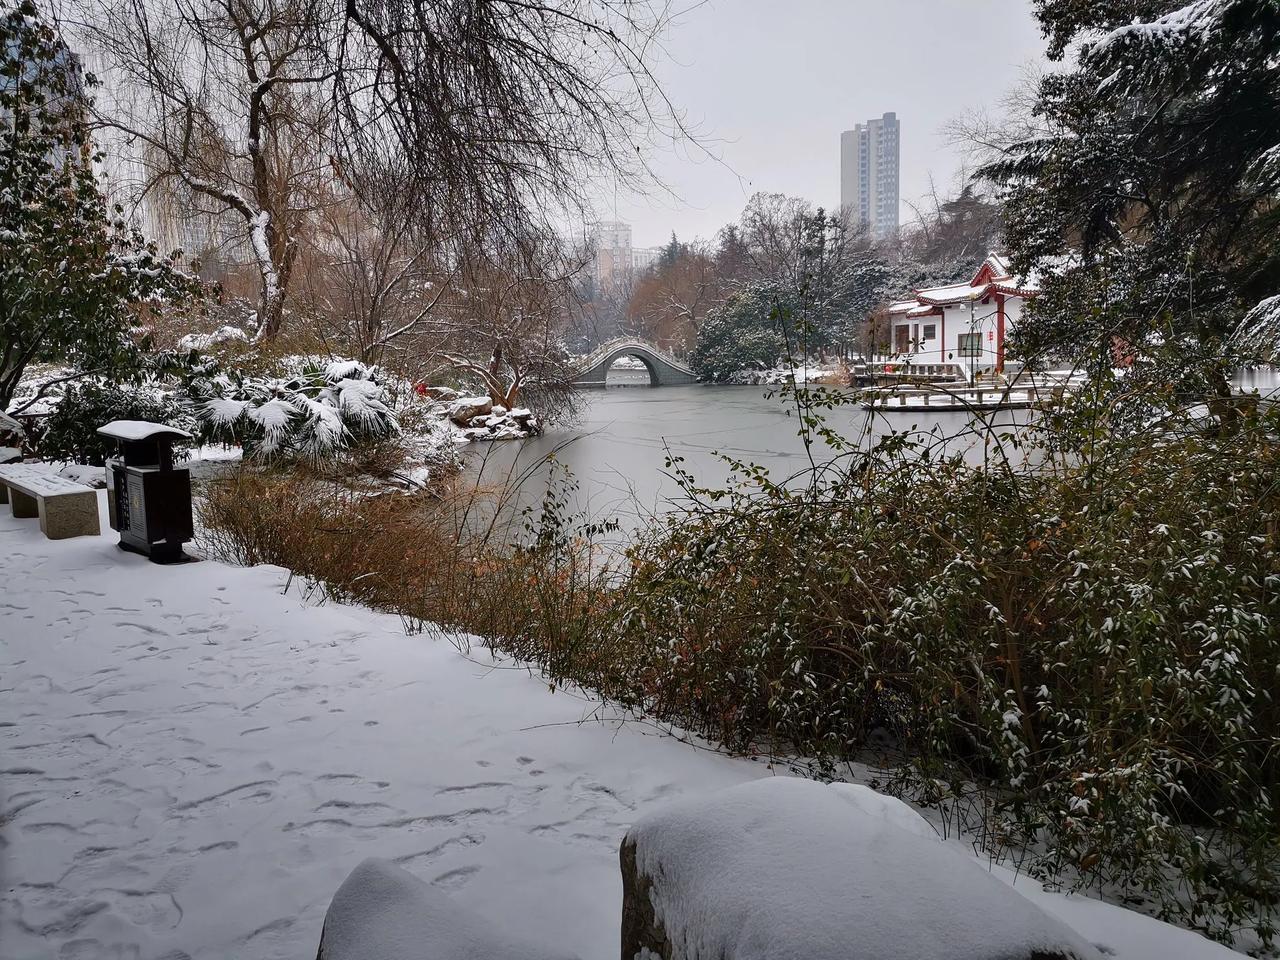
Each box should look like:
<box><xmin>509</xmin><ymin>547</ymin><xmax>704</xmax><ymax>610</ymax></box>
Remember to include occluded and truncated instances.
<box><xmin>197</xmin><ymin>395</ymin><xmax>1280</xmax><ymax>948</ymax></box>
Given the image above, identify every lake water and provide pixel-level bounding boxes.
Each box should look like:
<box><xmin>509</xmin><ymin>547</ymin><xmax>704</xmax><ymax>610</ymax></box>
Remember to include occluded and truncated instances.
<box><xmin>462</xmin><ymin>365</ymin><xmax>1280</xmax><ymax>532</ymax></box>
<box><xmin>463</xmin><ymin>369</ymin><xmax>1032</xmax><ymax>531</ymax></box>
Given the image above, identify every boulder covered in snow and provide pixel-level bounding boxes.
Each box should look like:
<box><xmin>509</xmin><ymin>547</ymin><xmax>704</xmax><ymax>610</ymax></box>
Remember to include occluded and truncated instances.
<box><xmin>177</xmin><ymin>324</ymin><xmax>249</xmax><ymax>352</ymax></box>
<box><xmin>454</xmin><ymin>405</ymin><xmax>542</xmax><ymax>441</ymax></box>
<box><xmin>446</xmin><ymin>396</ymin><xmax>493</xmax><ymax>425</ymax></box>
<box><xmin>316</xmin><ymin>858</ymin><xmax>579</xmax><ymax>960</ymax></box>
<box><xmin>419</xmin><ymin>385</ymin><xmax>460</xmax><ymax>403</ymax></box>
<box><xmin>620</xmin><ymin>777</ymin><xmax>1101</xmax><ymax>960</ymax></box>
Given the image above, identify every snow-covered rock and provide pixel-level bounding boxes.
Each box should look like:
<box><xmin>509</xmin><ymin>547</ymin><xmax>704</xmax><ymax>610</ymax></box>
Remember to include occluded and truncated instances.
<box><xmin>447</xmin><ymin>395</ymin><xmax>494</xmax><ymax>425</ymax></box>
<box><xmin>620</xmin><ymin>777</ymin><xmax>1102</xmax><ymax>960</ymax></box>
<box><xmin>461</xmin><ymin>409</ymin><xmax>542</xmax><ymax>441</ymax></box>
<box><xmin>418</xmin><ymin>385</ymin><xmax>460</xmax><ymax>403</ymax></box>
<box><xmin>316</xmin><ymin>859</ymin><xmax>579</xmax><ymax>960</ymax></box>
<box><xmin>423</xmin><ymin>394</ymin><xmax>540</xmax><ymax>442</ymax></box>
<box><xmin>177</xmin><ymin>325</ymin><xmax>249</xmax><ymax>352</ymax></box>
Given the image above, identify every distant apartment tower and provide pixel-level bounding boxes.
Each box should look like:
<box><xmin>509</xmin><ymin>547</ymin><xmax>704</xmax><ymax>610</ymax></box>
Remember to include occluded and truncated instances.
<box><xmin>592</xmin><ymin>220</ymin><xmax>633</xmax><ymax>290</ymax></box>
<box><xmin>840</xmin><ymin>112</ymin><xmax>900</xmax><ymax>241</ymax></box>
<box><xmin>631</xmin><ymin>245</ymin><xmax>662</xmax><ymax>273</ymax></box>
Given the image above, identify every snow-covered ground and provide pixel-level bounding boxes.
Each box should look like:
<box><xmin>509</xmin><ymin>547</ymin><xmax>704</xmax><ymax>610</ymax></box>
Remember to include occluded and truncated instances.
<box><xmin>0</xmin><ymin>492</ymin><xmax>1248</xmax><ymax>959</ymax></box>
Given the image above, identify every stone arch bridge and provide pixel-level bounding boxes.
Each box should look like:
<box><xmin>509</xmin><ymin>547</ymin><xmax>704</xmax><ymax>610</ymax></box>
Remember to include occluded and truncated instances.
<box><xmin>572</xmin><ymin>339</ymin><xmax>698</xmax><ymax>387</ymax></box>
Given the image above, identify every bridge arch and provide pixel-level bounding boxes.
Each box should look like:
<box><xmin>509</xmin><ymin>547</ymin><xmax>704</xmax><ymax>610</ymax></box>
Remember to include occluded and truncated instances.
<box><xmin>572</xmin><ymin>339</ymin><xmax>697</xmax><ymax>388</ymax></box>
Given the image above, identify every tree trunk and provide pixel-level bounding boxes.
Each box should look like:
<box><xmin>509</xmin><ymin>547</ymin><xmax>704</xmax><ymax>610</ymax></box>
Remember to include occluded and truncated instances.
<box><xmin>253</xmin><ymin>221</ymin><xmax>297</xmax><ymax>342</ymax></box>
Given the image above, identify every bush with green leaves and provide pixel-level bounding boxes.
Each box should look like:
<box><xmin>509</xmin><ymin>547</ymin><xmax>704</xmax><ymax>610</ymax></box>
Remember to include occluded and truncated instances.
<box><xmin>38</xmin><ymin>381</ymin><xmax>195</xmax><ymax>465</ymax></box>
<box><xmin>198</xmin><ymin>360</ymin><xmax>399</xmax><ymax>459</ymax></box>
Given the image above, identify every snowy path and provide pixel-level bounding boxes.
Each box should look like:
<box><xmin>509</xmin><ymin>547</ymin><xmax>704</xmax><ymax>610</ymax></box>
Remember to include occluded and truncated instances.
<box><xmin>0</xmin><ymin>493</ymin><xmax>1246</xmax><ymax>959</ymax></box>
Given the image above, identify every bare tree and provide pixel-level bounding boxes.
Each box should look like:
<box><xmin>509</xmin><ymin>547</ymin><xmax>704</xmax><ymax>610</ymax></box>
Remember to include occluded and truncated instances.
<box><xmin>300</xmin><ymin>186</ymin><xmax>458</xmax><ymax>363</ymax></box>
<box><xmin>943</xmin><ymin>61</ymin><xmax>1051</xmax><ymax>171</ymax></box>
<box><xmin>626</xmin><ymin>242</ymin><xmax>721</xmax><ymax>353</ymax></box>
<box><xmin>73</xmin><ymin>0</ymin><xmax>688</xmax><ymax>344</ymax></box>
<box><xmin>736</xmin><ymin>192</ymin><xmax>814</xmax><ymax>282</ymax></box>
<box><xmin>331</xmin><ymin>1</ymin><xmax>682</xmax><ymax>242</ymax></box>
<box><xmin>77</xmin><ymin>0</ymin><xmax>335</xmax><ymax>340</ymax></box>
<box><xmin>427</xmin><ymin>234</ymin><xmax>585</xmax><ymax>418</ymax></box>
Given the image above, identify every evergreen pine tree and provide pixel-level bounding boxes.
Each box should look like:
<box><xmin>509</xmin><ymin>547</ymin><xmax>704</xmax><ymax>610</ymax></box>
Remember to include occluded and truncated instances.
<box><xmin>983</xmin><ymin>0</ymin><xmax>1280</xmax><ymax>399</ymax></box>
<box><xmin>658</xmin><ymin>231</ymin><xmax>682</xmax><ymax>270</ymax></box>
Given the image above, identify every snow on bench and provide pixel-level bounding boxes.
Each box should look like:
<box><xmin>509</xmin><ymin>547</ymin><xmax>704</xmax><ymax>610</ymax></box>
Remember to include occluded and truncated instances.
<box><xmin>0</xmin><ymin>463</ymin><xmax>101</xmax><ymax>540</ymax></box>
<box><xmin>0</xmin><ymin>464</ymin><xmax>95</xmax><ymax>496</ymax></box>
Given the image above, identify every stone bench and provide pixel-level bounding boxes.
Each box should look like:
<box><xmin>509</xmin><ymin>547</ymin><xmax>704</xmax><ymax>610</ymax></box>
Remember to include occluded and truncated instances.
<box><xmin>0</xmin><ymin>464</ymin><xmax>101</xmax><ymax>540</ymax></box>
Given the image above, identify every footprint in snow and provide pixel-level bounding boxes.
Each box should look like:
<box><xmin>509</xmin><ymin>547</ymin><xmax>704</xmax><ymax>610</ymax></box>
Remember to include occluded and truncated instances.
<box><xmin>431</xmin><ymin>865</ymin><xmax>480</xmax><ymax>891</ymax></box>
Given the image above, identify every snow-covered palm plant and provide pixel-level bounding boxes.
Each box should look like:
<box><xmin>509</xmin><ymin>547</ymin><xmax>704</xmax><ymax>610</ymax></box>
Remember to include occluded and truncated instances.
<box><xmin>199</xmin><ymin>360</ymin><xmax>399</xmax><ymax>459</ymax></box>
<box><xmin>1234</xmin><ymin>294</ymin><xmax>1280</xmax><ymax>362</ymax></box>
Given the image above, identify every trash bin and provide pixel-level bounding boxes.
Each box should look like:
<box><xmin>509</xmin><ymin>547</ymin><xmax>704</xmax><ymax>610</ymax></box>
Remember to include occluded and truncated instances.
<box><xmin>97</xmin><ymin>420</ymin><xmax>195</xmax><ymax>563</ymax></box>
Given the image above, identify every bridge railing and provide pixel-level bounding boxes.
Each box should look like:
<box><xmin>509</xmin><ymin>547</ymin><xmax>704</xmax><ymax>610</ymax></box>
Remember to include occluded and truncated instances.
<box><xmin>574</xmin><ymin>337</ymin><xmax>694</xmax><ymax>374</ymax></box>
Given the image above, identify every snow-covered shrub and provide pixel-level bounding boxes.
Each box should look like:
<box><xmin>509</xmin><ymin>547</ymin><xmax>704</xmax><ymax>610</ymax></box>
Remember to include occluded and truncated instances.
<box><xmin>690</xmin><ymin>284</ymin><xmax>788</xmax><ymax>382</ymax></box>
<box><xmin>199</xmin><ymin>360</ymin><xmax>399</xmax><ymax>459</ymax></box>
<box><xmin>38</xmin><ymin>381</ymin><xmax>195</xmax><ymax>465</ymax></box>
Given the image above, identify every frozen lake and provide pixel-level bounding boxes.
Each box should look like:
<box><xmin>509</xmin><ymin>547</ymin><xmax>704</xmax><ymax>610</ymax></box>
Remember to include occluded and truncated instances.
<box><xmin>463</xmin><ymin>372</ymin><xmax>1031</xmax><ymax>532</ymax></box>
<box><xmin>462</xmin><ymin>364</ymin><xmax>1280</xmax><ymax>533</ymax></box>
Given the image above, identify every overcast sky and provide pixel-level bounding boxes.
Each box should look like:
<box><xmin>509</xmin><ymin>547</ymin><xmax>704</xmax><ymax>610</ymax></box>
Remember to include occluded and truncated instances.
<box><xmin>598</xmin><ymin>0</ymin><xmax>1048</xmax><ymax>248</ymax></box>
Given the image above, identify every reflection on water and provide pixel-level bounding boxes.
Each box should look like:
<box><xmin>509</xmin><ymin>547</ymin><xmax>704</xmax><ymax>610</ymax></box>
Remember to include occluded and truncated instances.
<box><xmin>463</xmin><ymin>380</ymin><xmax>1032</xmax><ymax>531</ymax></box>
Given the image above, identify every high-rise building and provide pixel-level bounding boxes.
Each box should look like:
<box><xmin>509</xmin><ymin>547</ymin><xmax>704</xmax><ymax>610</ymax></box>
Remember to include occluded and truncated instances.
<box><xmin>592</xmin><ymin>220</ymin><xmax>633</xmax><ymax>290</ymax></box>
<box><xmin>840</xmin><ymin>112</ymin><xmax>900</xmax><ymax>241</ymax></box>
